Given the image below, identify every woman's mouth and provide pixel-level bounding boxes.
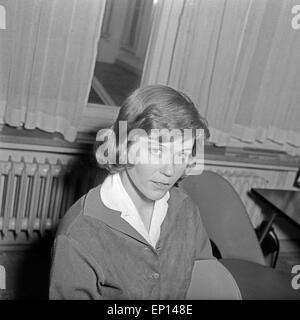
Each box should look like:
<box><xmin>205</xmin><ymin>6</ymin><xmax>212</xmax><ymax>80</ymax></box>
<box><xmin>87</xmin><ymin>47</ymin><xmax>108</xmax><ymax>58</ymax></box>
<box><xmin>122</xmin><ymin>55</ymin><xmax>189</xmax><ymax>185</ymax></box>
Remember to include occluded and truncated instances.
<box><xmin>152</xmin><ymin>181</ymin><xmax>170</xmax><ymax>188</ymax></box>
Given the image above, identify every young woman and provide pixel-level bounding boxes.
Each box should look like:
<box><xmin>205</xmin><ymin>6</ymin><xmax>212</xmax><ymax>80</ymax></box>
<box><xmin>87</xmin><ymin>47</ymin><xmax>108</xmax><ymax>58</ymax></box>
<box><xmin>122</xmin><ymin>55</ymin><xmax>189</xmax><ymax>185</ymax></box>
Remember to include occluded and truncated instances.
<box><xmin>49</xmin><ymin>85</ymin><xmax>215</xmax><ymax>299</ymax></box>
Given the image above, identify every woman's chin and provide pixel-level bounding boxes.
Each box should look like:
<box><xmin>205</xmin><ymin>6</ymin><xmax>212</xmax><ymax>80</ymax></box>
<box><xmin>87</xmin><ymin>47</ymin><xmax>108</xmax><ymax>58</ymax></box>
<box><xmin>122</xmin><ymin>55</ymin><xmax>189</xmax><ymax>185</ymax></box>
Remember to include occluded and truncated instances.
<box><xmin>142</xmin><ymin>188</ymin><xmax>169</xmax><ymax>201</ymax></box>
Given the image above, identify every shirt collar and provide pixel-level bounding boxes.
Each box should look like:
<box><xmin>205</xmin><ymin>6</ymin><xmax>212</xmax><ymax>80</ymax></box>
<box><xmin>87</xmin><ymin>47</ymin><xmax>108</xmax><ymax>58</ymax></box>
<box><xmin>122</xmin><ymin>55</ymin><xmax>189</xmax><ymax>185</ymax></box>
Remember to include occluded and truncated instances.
<box><xmin>83</xmin><ymin>175</ymin><xmax>186</xmax><ymax>247</ymax></box>
<box><xmin>100</xmin><ymin>173</ymin><xmax>170</xmax><ymax>247</ymax></box>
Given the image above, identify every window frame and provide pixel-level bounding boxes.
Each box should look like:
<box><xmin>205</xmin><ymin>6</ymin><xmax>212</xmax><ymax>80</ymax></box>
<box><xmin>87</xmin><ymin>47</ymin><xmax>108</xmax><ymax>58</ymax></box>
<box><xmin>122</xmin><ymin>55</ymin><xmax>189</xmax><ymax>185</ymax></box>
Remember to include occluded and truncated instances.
<box><xmin>79</xmin><ymin>0</ymin><xmax>186</xmax><ymax>133</ymax></box>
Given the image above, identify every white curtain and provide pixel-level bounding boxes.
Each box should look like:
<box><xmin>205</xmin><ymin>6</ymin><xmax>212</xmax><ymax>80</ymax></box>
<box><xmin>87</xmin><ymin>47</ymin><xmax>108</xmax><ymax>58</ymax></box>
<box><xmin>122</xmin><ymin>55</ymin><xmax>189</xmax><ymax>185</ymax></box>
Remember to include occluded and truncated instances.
<box><xmin>144</xmin><ymin>0</ymin><xmax>300</xmax><ymax>155</ymax></box>
<box><xmin>0</xmin><ymin>0</ymin><xmax>105</xmax><ymax>141</ymax></box>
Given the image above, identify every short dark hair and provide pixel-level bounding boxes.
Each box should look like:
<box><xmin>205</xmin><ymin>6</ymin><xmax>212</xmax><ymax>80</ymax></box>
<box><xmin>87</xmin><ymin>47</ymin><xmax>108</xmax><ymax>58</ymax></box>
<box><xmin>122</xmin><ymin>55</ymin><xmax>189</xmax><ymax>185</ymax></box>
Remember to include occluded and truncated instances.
<box><xmin>95</xmin><ymin>85</ymin><xmax>210</xmax><ymax>174</ymax></box>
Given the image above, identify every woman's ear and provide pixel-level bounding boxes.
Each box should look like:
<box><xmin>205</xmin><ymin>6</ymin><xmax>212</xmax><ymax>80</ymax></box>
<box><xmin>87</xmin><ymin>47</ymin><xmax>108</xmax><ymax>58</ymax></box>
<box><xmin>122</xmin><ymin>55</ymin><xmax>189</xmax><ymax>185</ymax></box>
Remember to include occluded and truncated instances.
<box><xmin>184</xmin><ymin>165</ymin><xmax>193</xmax><ymax>176</ymax></box>
<box><xmin>184</xmin><ymin>155</ymin><xmax>205</xmax><ymax>175</ymax></box>
<box><xmin>184</xmin><ymin>155</ymin><xmax>196</xmax><ymax>175</ymax></box>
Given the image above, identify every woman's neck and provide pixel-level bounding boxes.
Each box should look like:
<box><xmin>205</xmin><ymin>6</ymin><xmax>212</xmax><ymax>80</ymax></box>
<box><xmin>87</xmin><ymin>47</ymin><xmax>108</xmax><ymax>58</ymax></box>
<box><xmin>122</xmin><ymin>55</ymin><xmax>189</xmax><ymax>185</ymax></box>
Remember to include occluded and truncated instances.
<box><xmin>119</xmin><ymin>170</ymin><xmax>154</xmax><ymax>214</ymax></box>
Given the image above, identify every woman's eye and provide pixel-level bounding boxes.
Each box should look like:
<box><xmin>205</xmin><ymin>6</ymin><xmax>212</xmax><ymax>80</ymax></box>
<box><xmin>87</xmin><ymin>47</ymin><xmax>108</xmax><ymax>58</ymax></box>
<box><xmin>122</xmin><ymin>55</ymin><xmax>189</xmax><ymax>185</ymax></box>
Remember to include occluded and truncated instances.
<box><xmin>176</xmin><ymin>152</ymin><xmax>191</xmax><ymax>162</ymax></box>
<box><xmin>150</xmin><ymin>148</ymin><xmax>162</xmax><ymax>156</ymax></box>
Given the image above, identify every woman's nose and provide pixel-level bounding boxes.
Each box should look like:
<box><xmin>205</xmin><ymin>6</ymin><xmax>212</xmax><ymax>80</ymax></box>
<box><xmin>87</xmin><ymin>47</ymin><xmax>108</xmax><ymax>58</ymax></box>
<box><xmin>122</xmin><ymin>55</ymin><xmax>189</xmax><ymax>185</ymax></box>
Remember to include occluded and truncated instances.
<box><xmin>160</xmin><ymin>162</ymin><xmax>175</xmax><ymax>177</ymax></box>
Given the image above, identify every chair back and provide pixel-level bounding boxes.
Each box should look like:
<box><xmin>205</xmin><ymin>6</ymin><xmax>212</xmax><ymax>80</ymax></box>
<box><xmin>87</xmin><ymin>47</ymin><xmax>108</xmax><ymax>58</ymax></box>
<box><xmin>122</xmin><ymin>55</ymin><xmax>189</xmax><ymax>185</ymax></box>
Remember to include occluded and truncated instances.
<box><xmin>0</xmin><ymin>265</ymin><xmax>5</xmax><ymax>290</ymax></box>
<box><xmin>181</xmin><ymin>171</ymin><xmax>265</xmax><ymax>265</ymax></box>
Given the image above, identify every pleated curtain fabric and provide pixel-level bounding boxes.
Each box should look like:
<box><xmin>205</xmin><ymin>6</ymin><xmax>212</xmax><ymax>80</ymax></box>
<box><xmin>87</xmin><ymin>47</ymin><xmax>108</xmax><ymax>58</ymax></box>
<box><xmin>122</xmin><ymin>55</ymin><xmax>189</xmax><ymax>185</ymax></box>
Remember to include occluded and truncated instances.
<box><xmin>143</xmin><ymin>0</ymin><xmax>300</xmax><ymax>155</ymax></box>
<box><xmin>0</xmin><ymin>0</ymin><xmax>105</xmax><ymax>141</ymax></box>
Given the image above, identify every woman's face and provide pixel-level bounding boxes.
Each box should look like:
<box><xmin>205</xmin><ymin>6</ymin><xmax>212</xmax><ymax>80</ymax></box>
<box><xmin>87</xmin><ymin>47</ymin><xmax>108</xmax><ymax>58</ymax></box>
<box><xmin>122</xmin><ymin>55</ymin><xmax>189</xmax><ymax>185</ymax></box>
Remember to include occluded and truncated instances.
<box><xmin>125</xmin><ymin>136</ymin><xmax>193</xmax><ymax>201</ymax></box>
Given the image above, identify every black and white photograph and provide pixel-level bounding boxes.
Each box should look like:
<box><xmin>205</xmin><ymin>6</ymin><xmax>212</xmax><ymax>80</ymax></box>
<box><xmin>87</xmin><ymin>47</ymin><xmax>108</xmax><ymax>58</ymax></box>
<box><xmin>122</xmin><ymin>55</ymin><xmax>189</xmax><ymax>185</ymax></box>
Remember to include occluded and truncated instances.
<box><xmin>0</xmin><ymin>0</ymin><xmax>300</xmax><ymax>307</ymax></box>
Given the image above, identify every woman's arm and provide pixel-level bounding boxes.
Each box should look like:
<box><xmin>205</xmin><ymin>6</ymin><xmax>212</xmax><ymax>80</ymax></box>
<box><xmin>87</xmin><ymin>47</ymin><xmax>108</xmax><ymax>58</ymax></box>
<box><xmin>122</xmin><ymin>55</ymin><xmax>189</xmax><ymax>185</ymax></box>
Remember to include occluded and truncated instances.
<box><xmin>49</xmin><ymin>234</ymin><xmax>104</xmax><ymax>300</ymax></box>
